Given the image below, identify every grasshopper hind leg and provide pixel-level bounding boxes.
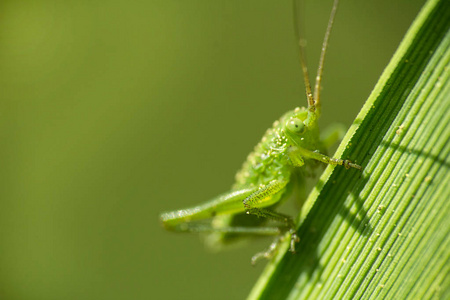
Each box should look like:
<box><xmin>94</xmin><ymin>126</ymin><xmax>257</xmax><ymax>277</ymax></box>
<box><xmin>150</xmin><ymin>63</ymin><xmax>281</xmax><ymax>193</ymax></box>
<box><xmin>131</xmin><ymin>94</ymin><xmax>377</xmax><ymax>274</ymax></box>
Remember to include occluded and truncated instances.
<box><xmin>242</xmin><ymin>179</ymin><xmax>301</xmax><ymax>261</ymax></box>
<box><xmin>251</xmin><ymin>230</ymin><xmax>300</xmax><ymax>265</ymax></box>
<box><xmin>161</xmin><ymin>180</ymin><xmax>302</xmax><ymax>262</ymax></box>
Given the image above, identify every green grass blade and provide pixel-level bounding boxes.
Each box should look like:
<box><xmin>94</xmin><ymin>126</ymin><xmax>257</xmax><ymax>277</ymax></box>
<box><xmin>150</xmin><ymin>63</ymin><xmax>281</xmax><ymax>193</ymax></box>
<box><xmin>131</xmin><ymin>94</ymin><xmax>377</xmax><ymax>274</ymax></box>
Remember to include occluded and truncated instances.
<box><xmin>248</xmin><ymin>0</ymin><xmax>450</xmax><ymax>299</ymax></box>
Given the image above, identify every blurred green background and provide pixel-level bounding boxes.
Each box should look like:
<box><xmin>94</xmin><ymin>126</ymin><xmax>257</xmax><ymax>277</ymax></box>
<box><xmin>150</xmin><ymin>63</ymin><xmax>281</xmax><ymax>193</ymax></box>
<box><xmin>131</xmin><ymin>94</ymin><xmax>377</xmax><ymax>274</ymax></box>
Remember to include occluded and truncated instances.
<box><xmin>0</xmin><ymin>0</ymin><xmax>424</xmax><ymax>299</ymax></box>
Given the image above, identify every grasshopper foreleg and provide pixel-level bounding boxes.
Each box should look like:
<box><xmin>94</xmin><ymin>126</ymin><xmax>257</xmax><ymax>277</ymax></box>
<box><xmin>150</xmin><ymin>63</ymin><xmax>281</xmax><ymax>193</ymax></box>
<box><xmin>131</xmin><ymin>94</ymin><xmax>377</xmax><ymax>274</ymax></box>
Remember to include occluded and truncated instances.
<box><xmin>288</xmin><ymin>146</ymin><xmax>362</xmax><ymax>170</ymax></box>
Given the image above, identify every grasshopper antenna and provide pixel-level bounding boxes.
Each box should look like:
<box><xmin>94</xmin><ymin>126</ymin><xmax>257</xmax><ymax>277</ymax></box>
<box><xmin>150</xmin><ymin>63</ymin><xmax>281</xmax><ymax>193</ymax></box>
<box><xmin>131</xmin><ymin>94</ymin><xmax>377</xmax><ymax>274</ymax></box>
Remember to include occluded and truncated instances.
<box><xmin>293</xmin><ymin>0</ymin><xmax>339</xmax><ymax>118</ymax></box>
<box><xmin>293</xmin><ymin>0</ymin><xmax>314</xmax><ymax>113</ymax></box>
<box><xmin>314</xmin><ymin>0</ymin><xmax>339</xmax><ymax>116</ymax></box>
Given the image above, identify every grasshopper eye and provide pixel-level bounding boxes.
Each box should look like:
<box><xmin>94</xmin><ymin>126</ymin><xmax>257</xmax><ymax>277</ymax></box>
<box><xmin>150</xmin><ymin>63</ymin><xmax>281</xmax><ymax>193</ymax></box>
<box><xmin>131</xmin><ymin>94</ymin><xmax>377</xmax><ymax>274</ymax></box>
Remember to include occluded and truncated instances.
<box><xmin>286</xmin><ymin>119</ymin><xmax>306</xmax><ymax>134</ymax></box>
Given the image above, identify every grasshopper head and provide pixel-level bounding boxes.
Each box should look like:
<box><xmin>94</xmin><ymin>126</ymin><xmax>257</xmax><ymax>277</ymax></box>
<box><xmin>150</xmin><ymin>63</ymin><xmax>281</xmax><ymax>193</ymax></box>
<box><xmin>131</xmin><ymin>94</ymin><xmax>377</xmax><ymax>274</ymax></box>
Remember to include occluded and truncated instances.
<box><xmin>286</xmin><ymin>118</ymin><xmax>307</xmax><ymax>135</ymax></box>
<box><xmin>283</xmin><ymin>107</ymin><xmax>320</xmax><ymax>147</ymax></box>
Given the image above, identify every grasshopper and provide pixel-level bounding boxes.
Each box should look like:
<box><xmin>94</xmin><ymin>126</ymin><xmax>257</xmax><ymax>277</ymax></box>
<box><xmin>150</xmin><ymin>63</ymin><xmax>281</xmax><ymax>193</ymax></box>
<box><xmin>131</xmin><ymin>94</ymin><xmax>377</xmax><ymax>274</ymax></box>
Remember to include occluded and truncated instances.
<box><xmin>160</xmin><ymin>0</ymin><xmax>361</xmax><ymax>262</ymax></box>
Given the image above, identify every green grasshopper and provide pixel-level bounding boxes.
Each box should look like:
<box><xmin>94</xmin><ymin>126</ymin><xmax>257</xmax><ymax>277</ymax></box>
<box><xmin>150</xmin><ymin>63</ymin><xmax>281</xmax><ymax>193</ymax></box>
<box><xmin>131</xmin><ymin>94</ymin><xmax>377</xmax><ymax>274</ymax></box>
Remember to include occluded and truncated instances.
<box><xmin>160</xmin><ymin>0</ymin><xmax>361</xmax><ymax>262</ymax></box>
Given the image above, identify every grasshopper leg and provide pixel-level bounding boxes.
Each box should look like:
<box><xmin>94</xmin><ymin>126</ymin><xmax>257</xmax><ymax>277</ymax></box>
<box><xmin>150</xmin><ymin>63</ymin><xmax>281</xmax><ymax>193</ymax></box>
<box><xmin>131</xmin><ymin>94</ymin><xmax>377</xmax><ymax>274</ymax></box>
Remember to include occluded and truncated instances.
<box><xmin>288</xmin><ymin>146</ymin><xmax>362</xmax><ymax>170</ymax></box>
<box><xmin>160</xmin><ymin>187</ymin><xmax>257</xmax><ymax>230</ymax></box>
<box><xmin>243</xmin><ymin>179</ymin><xmax>300</xmax><ymax>253</ymax></box>
<box><xmin>160</xmin><ymin>186</ymin><xmax>293</xmax><ymax>238</ymax></box>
